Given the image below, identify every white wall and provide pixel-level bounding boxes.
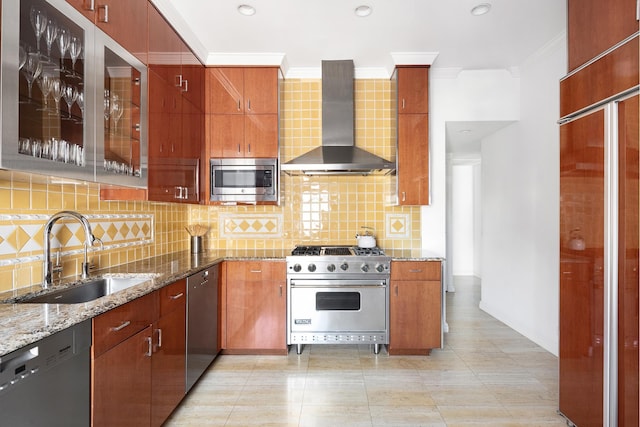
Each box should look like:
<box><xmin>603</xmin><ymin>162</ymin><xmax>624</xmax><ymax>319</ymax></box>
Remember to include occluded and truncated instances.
<box><xmin>430</xmin><ymin>69</ymin><xmax>520</xmax><ymax>290</ymax></box>
<box><xmin>428</xmin><ymin>34</ymin><xmax>566</xmax><ymax>355</ymax></box>
<box><xmin>451</xmin><ymin>164</ymin><xmax>476</xmax><ymax>275</ymax></box>
<box><xmin>478</xmin><ymin>35</ymin><xmax>565</xmax><ymax>355</ymax></box>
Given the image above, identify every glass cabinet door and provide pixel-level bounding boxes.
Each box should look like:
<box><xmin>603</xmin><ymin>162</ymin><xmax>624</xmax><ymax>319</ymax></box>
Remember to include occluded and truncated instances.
<box><xmin>1</xmin><ymin>0</ymin><xmax>96</xmax><ymax>181</ymax></box>
<box><xmin>94</xmin><ymin>31</ymin><xmax>147</xmax><ymax>188</ymax></box>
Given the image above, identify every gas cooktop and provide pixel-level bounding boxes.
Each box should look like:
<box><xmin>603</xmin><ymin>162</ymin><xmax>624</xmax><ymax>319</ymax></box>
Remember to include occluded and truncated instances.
<box><xmin>291</xmin><ymin>245</ymin><xmax>386</xmax><ymax>257</ymax></box>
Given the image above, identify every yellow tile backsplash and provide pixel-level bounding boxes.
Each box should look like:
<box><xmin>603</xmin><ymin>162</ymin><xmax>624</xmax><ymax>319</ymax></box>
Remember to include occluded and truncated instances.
<box><xmin>0</xmin><ymin>77</ymin><xmax>420</xmax><ymax>292</ymax></box>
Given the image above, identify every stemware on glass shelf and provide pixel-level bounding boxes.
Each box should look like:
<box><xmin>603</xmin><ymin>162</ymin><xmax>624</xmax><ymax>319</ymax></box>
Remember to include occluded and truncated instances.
<box><xmin>50</xmin><ymin>78</ymin><xmax>63</xmax><ymax>114</ymax></box>
<box><xmin>103</xmin><ymin>89</ymin><xmax>110</xmax><ymax>122</ymax></box>
<box><xmin>22</xmin><ymin>52</ymin><xmax>42</xmax><ymax>99</ymax></box>
<box><xmin>76</xmin><ymin>90</ymin><xmax>84</xmax><ymax>119</ymax></box>
<box><xmin>19</xmin><ymin>45</ymin><xmax>27</xmax><ymax>70</ymax></box>
<box><xmin>29</xmin><ymin>5</ymin><xmax>47</xmax><ymax>54</ymax></box>
<box><xmin>110</xmin><ymin>93</ymin><xmax>124</xmax><ymax>133</ymax></box>
<box><xmin>43</xmin><ymin>18</ymin><xmax>59</xmax><ymax>61</ymax></box>
<box><xmin>36</xmin><ymin>73</ymin><xmax>53</xmax><ymax>111</ymax></box>
<box><xmin>62</xmin><ymin>84</ymin><xmax>78</xmax><ymax>119</ymax></box>
<box><xmin>56</xmin><ymin>26</ymin><xmax>70</xmax><ymax>72</ymax></box>
<box><xmin>68</xmin><ymin>36</ymin><xmax>82</xmax><ymax>79</ymax></box>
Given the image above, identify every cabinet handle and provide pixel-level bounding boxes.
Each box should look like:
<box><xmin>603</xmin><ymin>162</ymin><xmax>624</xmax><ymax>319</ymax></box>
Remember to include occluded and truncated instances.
<box><xmin>111</xmin><ymin>320</ymin><xmax>131</xmax><ymax>332</ymax></box>
<box><xmin>145</xmin><ymin>337</ymin><xmax>152</xmax><ymax>357</ymax></box>
<box><xmin>156</xmin><ymin>328</ymin><xmax>163</xmax><ymax>349</ymax></box>
<box><xmin>394</xmin><ymin>285</ymin><xmax>398</xmax><ymax>296</ymax></box>
<box><xmin>250</xmin><ymin>269</ymin><xmax>262</xmax><ymax>273</ymax></box>
<box><xmin>402</xmin><ymin>192</ymin><xmax>406</xmax><ymax>202</ymax></box>
<box><xmin>134</xmin><ymin>123</ymin><xmax>141</xmax><ymax>132</ymax></box>
<box><xmin>279</xmin><ymin>285</ymin><xmax>282</xmax><ymax>297</ymax></box>
<box><xmin>175</xmin><ymin>74</ymin><xmax>183</xmax><ymax>88</ymax></box>
<box><xmin>637</xmin><ymin>0</ymin><xmax>640</xmax><ymax>20</ymax></box>
<box><xmin>247</xmin><ymin>143</ymin><xmax>251</xmax><ymax>154</ymax></box>
<box><xmin>98</xmin><ymin>4</ymin><xmax>109</xmax><ymax>23</ymax></box>
<box><xmin>182</xmin><ymin>80</ymin><xmax>189</xmax><ymax>93</ymax></box>
<box><xmin>402</xmin><ymin>99</ymin><xmax>405</xmax><ymax>110</ymax></box>
<box><xmin>247</xmin><ymin>99</ymin><xmax>251</xmax><ymax>111</ymax></box>
<box><xmin>183</xmin><ymin>187</ymin><xmax>188</xmax><ymax>199</ymax></box>
<box><xmin>174</xmin><ymin>186</ymin><xmax>183</xmax><ymax>199</ymax></box>
<box><xmin>87</xmin><ymin>0</ymin><xmax>95</xmax><ymax>11</ymax></box>
<box><xmin>237</xmin><ymin>99</ymin><xmax>241</xmax><ymax>111</ymax></box>
<box><xmin>169</xmin><ymin>292</ymin><xmax>184</xmax><ymax>300</ymax></box>
<box><xmin>409</xmin><ymin>269</ymin><xmax>423</xmax><ymax>273</ymax></box>
<box><xmin>237</xmin><ymin>144</ymin><xmax>241</xmax><ymax>153</ymax></box>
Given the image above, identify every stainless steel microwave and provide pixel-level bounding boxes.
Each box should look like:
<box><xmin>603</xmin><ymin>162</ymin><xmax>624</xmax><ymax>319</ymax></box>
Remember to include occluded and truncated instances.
<box><xmin>210</xmin><ymin>158</ymin><xmax>278</xmax><ymax>203</ymax></box>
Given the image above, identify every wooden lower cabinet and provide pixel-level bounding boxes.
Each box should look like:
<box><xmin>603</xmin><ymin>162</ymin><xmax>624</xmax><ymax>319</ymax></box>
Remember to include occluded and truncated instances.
<box><xmin>92</xmin><ymin>325</ymin><xmax>153</xmax><ymax>427</ymax></box>
<box><xmin>223</xmin><ymin>260</ymin><xmax>287</xmax><ymax>354</ymax></box>
<box><xmin>152</xmin><ymin>279</ymin><xmax>187</xmax><ymax>427</ymax></box>
<box><xmin>92</xmin><ymin>281</ymin><xmax>188</xmax><ymax>427</ymax></box>
<box><xmin>388</xmin><ymin>261</ymin><xmax>442</xmax><ymax>355</ymax></box>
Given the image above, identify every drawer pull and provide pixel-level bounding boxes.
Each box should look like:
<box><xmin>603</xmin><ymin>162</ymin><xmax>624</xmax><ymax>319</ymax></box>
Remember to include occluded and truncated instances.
<box><xmin>394</xmin><ymin>285</ymin><xmax>398</xmax><ymax>296</ymax></box>
<box><xmin>250</xmin><ymin>269</ymin><xmax>262</xmax><ymax>273</ymax></box>
<box><xmin>111</xmin><ymin>320</ymin><xmax>131</xmax><ymax>332</ymax></box>
<box><xmin>98</xmin><ymin>4</ymin><xmax>109</xmax><ymax>23</ymax></box>
<box><xmin>87</xmin><ymin>0</ymin><xmax>95</xmax><ymax>11</ymax></box>
<box><xmin>169</xmin><ymin>292</ymin><xmax>184</xmax><ymax>300</ymax></box>
<box><xmin>145</xmin><ymin>337</ymin><xmax>152</xmax><ymax>357</ymax></box>
<box><xmin>409</xmin><ymin>269</ymin><xmax>423</xmax><ymax>273</ymax></box>
<box><xmin>156</xmin><ymin>328</ymin><xmax>163</xmax><ymax>349</ymax></box>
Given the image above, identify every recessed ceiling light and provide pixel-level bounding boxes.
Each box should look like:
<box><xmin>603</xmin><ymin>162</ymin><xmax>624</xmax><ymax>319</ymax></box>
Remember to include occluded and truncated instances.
<box><xmin>470</xmin><ymin>3</ymin><xmax>491</xmax><ymax>16</ymax></box>
<box><xmin>237</xmin><ymin>4</ymin><xmax>256</xmax><ymax>16</ymax></box>
<box><xmin>354</xmin><ymin>5</ymin><xmax>372</xmax><ymax>17</ymax></box>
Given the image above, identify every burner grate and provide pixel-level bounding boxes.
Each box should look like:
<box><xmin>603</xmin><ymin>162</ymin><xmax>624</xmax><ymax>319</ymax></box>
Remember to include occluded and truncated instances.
<box><xmin>291</xmin><ymin>246</ymin><xmax>321</xmax><ymax>256</ymax></box>
<box><xmin>324</xmin><ymin>247</ymin><xmax>352</xmax><ymax>256</ymax></box>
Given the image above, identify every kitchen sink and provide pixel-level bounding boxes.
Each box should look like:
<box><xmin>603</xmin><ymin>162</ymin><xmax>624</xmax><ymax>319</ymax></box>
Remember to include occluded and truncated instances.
<box><xmin>17</xmin><ymin>276</ymin><xmax>153</xmax><ymax>304</ymax></box>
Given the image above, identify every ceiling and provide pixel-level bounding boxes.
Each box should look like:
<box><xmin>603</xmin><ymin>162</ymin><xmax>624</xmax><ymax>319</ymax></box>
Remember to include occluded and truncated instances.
<box><xmin>152</xmin><ymin>0</ymin><xmax>566</xmax><ymax>78</ymax></box>
<box><xmin>150</xmin><ymin>0</ymin><xmax>566</xmax><ymax>156</ymax></box>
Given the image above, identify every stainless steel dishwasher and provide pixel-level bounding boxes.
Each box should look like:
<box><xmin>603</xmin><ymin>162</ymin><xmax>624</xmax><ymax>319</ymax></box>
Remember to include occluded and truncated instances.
<box><xmin>0</xmin><ymin>319</ymin><xmax>91</xmax><ymax>426</ymax></box>
<box><xmin>186</xmin><ymin>264</ymin><xmax>220</xmax><ymax>391</ymax></box>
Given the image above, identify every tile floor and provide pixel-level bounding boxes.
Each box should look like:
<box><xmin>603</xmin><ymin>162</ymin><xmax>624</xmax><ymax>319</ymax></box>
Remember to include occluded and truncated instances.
<box><xmin>165</xmin><ymin>276</ymin><xmax>567</xmax><ymax>426</ymax></box>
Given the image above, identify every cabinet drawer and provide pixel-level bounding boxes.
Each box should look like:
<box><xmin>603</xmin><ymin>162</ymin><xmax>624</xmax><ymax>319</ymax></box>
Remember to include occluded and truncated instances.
<box><xmin>93</xmin><ymin>292</ymin><xmax>155</xmax><ymax>357</ymax></box>
<box><xmin>159</xmin><ymin>279</ymin><xmax>186</xmax><ymax>317</ymax></box>
<box><xmin>391</xmin><ymin>261</ymin><xmax>441</xmax><ymax>281</ymax></box>
<box><xmin>226</xmin><ymin>261</ymin><xmax>285</xmax><ymax>283</ymax></box>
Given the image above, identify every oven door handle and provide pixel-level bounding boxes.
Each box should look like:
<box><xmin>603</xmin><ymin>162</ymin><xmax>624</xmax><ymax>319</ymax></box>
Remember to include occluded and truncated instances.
<box><xmin>289</xmin><ymin>279</ymin><xmax>387</xmax><ymax>287</ymax></box>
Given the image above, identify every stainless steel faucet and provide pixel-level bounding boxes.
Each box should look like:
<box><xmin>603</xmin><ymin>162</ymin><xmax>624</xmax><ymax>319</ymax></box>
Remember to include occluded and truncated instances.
<box><xmin>42</xmin><ymin>211</ymin><xmax>102</xmax><ymax>288</ymax></box>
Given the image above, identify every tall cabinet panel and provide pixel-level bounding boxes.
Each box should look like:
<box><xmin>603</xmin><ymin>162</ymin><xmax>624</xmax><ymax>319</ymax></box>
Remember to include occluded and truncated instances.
<box><xmin>558</xmin><ymin>30</ymin><xmax>638</xmax><ymax>426</ymax></box>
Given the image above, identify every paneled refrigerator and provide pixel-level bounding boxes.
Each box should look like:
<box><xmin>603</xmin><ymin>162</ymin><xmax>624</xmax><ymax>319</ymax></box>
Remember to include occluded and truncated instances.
<box><xmin>558</xmin><ymin>34</ymin><xmax>638</xmax><ymax>427</ymax></box>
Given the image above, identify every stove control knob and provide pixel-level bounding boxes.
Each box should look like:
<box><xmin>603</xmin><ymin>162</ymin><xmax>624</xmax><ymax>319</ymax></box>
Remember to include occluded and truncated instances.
<box><xmin>308</xmin><ymin>263</ymin><xmax>317</xmax><ymax>272</ymax></box>
<box><xmin>375</xmin><ymin>264</ymin><xmax>386</xmax><ymax>273</ymax></box>
<box><xmin>293</xmin><ymin>264</ymin><xmax>302</xmax><ymax>273</ymax></box>
<box><xmin>340</xmin><ymin>262</ymin><xmax>349</xmax><ymax>271</ymax></box>
<box><xmin>327</xmin><ymin>264</ymin><xmax>336</xmax><ymax>272</ymax></box>
<box><xmin>361</xmin><ymin>263</ymin><xmax>370</xmax><ymax>273</ymax></box>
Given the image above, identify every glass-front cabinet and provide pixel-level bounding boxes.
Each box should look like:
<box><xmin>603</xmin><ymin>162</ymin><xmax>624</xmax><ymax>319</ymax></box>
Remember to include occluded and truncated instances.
<box><xmin>0</xmin><ymin>0</ymin><xmax>147</xmax><ymax>188</ymax></box>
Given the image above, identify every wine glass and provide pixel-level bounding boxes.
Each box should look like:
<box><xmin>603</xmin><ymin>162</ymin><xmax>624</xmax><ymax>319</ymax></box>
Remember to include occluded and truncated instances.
<box><xmin>76</xmin><ymin>90</ymin><xmax>84</xmax><ymax>119</ymax></box>
<box><xmin>36</xmin><ymin>73</ymin><xmax>53</xmax><ymax>111</ymax></box>
<box><xmin>56</xmin><ymin>27</ymin><xmax>71</xmax><ymax>72</ymax></box>
<box><xmin>29</xmin><ymin>6</ymin><xmax>47</xmax><ymax>54</ymax></box>
<box><xmin>68</xmin><ymin>36</ymin><xmax>82</xmax><ymax>78</ymax></box>
<box><xmin>110</xmin><ymin>94</ymin><xmax>124</xmax><ymax>132</ymax></box>
<box><xmin>18</xmin><ymin>45</ymin><xmax>26</xmax><ymax>70</ymax></box>
<box><xmin>62</xmin><ymin>84</ymin><xmax>78</xmax><ymax>119</ymax></box>
<box><xmin>103</xmin><ymin>89</ymin><xmax>110</xmax><ymax>121</ymax></box>
<box><xmin>43</xmin><ymin>18</ymin><xmax>58</xmax><ymax>60</ymax></box>
<box><xmin>21</xmin><ymin>53</ymin><xmax>42</xmax><ymax>99</ymax></box>
<box><xmin>50</xmin><ymin>78</ymin><xmax>63</xmax><ymax>115</ymax></box>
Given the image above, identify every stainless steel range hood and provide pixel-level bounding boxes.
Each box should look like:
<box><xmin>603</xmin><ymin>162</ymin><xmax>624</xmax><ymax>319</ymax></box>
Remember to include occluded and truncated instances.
<box><xmin>281</xmin><ymin>60</ymin><xmax>395</xmax><ymax>176</ymax></box>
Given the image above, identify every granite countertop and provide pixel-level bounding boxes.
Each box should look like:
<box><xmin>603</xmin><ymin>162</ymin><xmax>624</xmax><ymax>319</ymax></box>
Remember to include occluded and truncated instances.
<box><xmin>0</xmin><ymin>247</ymin><xmax>441</xmax><ymax>358</ymax></box>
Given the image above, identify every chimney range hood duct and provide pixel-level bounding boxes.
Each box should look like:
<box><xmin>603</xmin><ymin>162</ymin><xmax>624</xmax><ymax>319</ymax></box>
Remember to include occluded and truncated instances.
<box><xmin>281</xmin><ymin>60</ymin><xmax>395</xmax><ymax>176</ymax></box>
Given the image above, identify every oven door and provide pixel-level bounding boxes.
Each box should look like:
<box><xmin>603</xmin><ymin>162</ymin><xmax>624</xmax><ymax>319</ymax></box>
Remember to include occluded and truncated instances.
<box><xmin>289</xmin><ymin>279</ymin><xmax>388</xmax><ymax>333</ymax></box>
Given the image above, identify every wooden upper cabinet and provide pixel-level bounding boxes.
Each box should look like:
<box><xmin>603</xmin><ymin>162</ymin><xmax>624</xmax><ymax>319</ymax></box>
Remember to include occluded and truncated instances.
<box><xmin>66</xmin><ymin>0</ymin><xmax>148</xmax><ymax>64</ymax></box>
<box><xmin>568</xmin><ymin>0</ymin><xmax>639</xmax><ymax>71</ymax></box>
<box><xmin>397</xmin><ymin>66</ymin><xmax>429</xmax><ymax>114</ymax></box>
<box><xmin>397</xmin><ymin>112</ymin><xmax>429</xmax><ymax>205</ymax></box>
<box><xmin>208</xmin><ymin>67</ymin><xmax>279</xmax><ymax>115</ymax></box>
<box><xmin>394</xmin><ymin>65</ymin><xmax>430</xmax><ymax>206</ymax></box>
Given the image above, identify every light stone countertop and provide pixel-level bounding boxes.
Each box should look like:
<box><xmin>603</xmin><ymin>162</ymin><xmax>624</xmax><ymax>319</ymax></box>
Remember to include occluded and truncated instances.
<box><xmin>0</xmin><ymin>248</ymin><xmax>442</xmax><ymax>358</ymax></box>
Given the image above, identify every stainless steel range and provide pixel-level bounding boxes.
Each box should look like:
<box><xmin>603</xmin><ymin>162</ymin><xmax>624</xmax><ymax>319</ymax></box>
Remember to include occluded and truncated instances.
<box><xmin>286</xmin><ymin>245</ymin><xmax>391</xmax><ymax>354</ymax></box>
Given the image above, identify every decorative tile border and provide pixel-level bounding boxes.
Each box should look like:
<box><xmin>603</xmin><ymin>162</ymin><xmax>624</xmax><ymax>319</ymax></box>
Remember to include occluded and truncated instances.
<box><xmin>219</xmin><ymin>213</ymin><xmax>283</xmax><ymax>238</ymax></box>
<box><xmin>385</xmin><ymin>213</ymin><xmax>411</xmax><ymax>239</ymax></box>
<box><xmin>0</xmin><ymin>214</ymin><xmax>154</xmax><ymax>266</ymax></box>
